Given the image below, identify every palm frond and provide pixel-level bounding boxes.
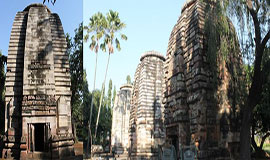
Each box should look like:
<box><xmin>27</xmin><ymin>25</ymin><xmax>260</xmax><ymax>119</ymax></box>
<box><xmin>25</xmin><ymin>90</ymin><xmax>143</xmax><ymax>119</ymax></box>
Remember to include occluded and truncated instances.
<box><xmin>115</xmin><ymin>38</ymin><xmax>121</xmax><ymax>51</ymax></box>
<box><xmin>83</xmin><ymin>26</ymin><xmax>88</xmax><ymax>31</ymax></box>
<box><xmin>85</xmin><ymin>12</ymin><xmax>107</xmax><ymax>54</ymax></box>
<box><xmin>89</xmin><ymin>41</ymin><xmax>96</xmax><ymax>51</ymax></box>
<box><xmin>100</xmin><ymin>43</ymin><xmax>106</xmax><ymax>52</ymax></box>
<box><xmin>121</xmin><ymin>34</ymin><xmax>128</xmax><ymax>40</ymax></box>
<box><xmin>103</xmin><ymin>10</ymin><xmax>127</xmax><ymax>54</ymax></box>
<box><xmin>84</xmin><ymin>34</ymin><xmax>89</xmax><ymax>42</ymax></box>
<box><xmin>91</xmin><ymin>35</ymin><xmax>95</xmax><ymax>42</ymax></box>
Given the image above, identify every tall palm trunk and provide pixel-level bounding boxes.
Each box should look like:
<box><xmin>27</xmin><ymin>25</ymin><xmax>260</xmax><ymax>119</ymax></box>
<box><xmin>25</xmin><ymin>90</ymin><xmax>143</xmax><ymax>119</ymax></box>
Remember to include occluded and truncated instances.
<box><xmin>94</xmin><ymin>52</ymin><xmax>111</xmax><ymax>138</ymax></box>
<box><xmin>86</xmin><ymin>52</ymin><xmax>98</xmax><ymax>158</ymax></box>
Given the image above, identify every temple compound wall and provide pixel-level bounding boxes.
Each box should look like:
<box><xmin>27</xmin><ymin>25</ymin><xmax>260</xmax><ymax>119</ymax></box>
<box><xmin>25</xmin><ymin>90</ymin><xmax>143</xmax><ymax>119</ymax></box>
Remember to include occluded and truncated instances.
<box><xmin>3</xmin><ymin>4</ymin><xmax>74</xmax><ymax>159</ymax></box>
<box><xmin>129</xmin><ymin>51</ymin><xmax>166</xmax><ymax>159</ymax></box>
<box><xmin>164</xmin><ymin>0</ymin><xmax>244</xmax><ymax>159</ymax></box>
<box><xmin>111</xmin><ymin>84</ymin><xmax>132</xmax><ymax>155</ymax></box>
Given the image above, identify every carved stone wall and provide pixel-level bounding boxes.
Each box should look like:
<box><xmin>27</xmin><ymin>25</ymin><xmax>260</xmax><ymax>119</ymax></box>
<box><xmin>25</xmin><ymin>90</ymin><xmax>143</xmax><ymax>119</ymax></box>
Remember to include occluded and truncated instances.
<box><xmin>164</xmin><ymin>0</ymin><xmax>243</xmax><ymax>159</ymax></box>
<box><xmin>111</xmin><ymin>84</ymin><xmax>132</xmax><ymax>155</ymax></box>
<box><xmin>129</xmin><ymin>51</ymin><xmax>165</xmax><ymax>160</ymax></box>
<box><xmin>3</xmin><ymin>4</ymin><xmax>74</xmax><ymax>159</ymax></box>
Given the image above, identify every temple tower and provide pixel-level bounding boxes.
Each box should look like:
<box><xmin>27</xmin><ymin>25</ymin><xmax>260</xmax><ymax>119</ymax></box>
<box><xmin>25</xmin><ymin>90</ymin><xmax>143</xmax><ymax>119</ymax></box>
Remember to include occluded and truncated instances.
<box><xmin>129</xmin><ymin>51</ymin><xmax>165</xmax><ymax>159</ymax></box>
<box><xmin>3</xmin><ymin>4</ymin><xmax>74</xmax><ymax>159</ymax></box>
<box><xmin>111</xmin><ymin>84</ymin><xmax>132</xmax><ymax>157</ymax></box>
<box><xmin>164</xmin><ymin>0</ymin><xmax>244</xmax><ymax>159</ymax></box>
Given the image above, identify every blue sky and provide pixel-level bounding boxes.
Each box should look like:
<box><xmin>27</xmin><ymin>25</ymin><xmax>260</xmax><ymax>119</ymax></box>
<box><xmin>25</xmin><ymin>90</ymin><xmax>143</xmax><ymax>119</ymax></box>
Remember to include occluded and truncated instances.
<box><xmin>83</xmin><ymin>0</ymin><xmax>185</xmax><ymax>92</ymax></box>
<box><xmin>0</xmin><ymin>0</ymin><xmax>187</xmax><ymax>94</ymax></box>
<box><xmin>0</xmin><ymin>0</ymin><xmax>82</xmax><ymax>57</ymax></box>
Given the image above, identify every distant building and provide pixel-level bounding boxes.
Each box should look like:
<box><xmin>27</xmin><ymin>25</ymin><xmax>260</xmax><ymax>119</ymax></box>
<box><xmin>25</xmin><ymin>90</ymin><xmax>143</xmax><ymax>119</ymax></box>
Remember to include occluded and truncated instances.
<box><xmin>111</xmin><ymin>84</ymin><xmax>132</xmax><ymax>156</ymax></box>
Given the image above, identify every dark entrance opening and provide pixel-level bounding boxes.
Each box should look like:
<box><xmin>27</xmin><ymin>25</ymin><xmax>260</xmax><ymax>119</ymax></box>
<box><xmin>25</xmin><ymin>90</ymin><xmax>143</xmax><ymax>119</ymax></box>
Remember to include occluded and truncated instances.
<box><xmin>169</xmin><ymin>135</ymin><xmax>179</xmax><ymax>159</ymax></box>
<box><xmin>34</xmin><ymin>123</ymin><xmax>45</xmax><ymax>151</ymax></box>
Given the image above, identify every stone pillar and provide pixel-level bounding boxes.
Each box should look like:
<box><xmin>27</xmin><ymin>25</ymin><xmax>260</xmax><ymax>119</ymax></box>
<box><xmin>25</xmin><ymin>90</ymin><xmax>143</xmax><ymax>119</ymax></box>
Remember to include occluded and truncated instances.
<box><xmin>129</xmin><ymin>51</ymin><xmax>165</xmax><ymax>160</ymax></box>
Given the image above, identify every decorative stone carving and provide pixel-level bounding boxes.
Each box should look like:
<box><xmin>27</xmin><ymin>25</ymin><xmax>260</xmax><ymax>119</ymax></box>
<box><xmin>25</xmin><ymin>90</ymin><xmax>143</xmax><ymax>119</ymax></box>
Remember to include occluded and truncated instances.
<box><xmin>164</xmin><ymin>0</ymin><xmax>244</xmax><ymax>159</ymax></box>
<box><xmin>129</xmin><ymin>51</ymin><xmax>165</xmax><ymax>159</ymax></box>
<box><xmin>3</xmin><ymin>4</ymin><xmax>74</xmax><ymax>159</ymax></box>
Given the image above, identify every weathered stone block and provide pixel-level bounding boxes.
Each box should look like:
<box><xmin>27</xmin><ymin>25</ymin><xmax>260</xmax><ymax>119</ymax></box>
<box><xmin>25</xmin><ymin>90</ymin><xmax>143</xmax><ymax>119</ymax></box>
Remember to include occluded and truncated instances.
<box><xmin>3</xmin><ymin>3</ymin><xmax>74</xmax><ymax>159</ymax></box>
<box><xmin>164</xmin><ymin>0</ymin><xmax>243</xmax><ymax>159</ymax></box>
<box><xmin>129</xmin><ymin>51</ymin><xmax>165</xmax><ymax>159</ymax></box>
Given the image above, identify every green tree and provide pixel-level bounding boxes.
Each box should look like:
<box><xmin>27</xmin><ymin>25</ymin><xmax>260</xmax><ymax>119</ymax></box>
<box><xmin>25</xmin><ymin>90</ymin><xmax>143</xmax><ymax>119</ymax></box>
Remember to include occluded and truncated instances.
<box><xmin>43</xmin><ymin>0</ymin><xmax>56</xmax><ymax>5</ymax></box>
<box><xmin>81</xmin><ymin>70</ymin><xmax>100</xmax><ymax>144</ymax></box>
<box><xmin>66</xmin><ymin>23</ymin><xmax>83</xmax><ymax>141</ymax></box>
<box><xmin>107</xmin><ymin>79</ymin><xmax>112</xmax><ymax>108</ymax></box>
<box><xmin>112</xmin><ymin>86</ymin><xmax>116</xmax><ymax>107</ymax></box>
<box><xmin>80</xmin><ymin>70</ymin><xmax>91</xmax><ymax>142</ymax></box>
<box><xmin>252</xmin><ymin>83</ymin><xmax>270</xmax><ymax>153</ymax></box>
<box><xmin>126</xmin><ymin>75</ymin><xmax>131</xmax><ymax>84</ymax></box>
<box><xmin>84</xmin><ymin>12</ymin><xmax>107</xmax><ymax>157</ymax></box>
<box><xmin>82</xmin><ymin>71</ymin><xmax>96</xmax><ymax>142</ymax></box>
<box><xmin>224</xmin><ymin>1</ymin><xmax>270</xmax><ymax>159</ymax></box>
<box><xmin>96</xmin><ymin>81</ymin><xmax>112</xmax><ymax>148</ymax></box>
<box><xmin>95</xmin><ymin>10</ymin><xmax>127</xmax><ymax>138</ymax></box>
<box><xmin>251</xmin><ymin>47</ymin><xmax>270</xmax><ymax>155</ymax></box>
<box><xmin>81</xmin><ymin>76</ymin><xmax>112</xmax><ymax>149</ymax></box>
<box><xmin>0</xmin><ymin>51</ymin><xmax>6</xmax><ymax>134</ymax></box>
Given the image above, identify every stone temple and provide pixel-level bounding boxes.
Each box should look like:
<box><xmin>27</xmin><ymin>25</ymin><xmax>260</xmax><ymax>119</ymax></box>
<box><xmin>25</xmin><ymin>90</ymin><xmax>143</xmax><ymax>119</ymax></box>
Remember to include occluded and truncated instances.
<box><xmin>111</xmin><ymin>84</ymin><xmax>132</xmax><ymax>156</ymax></box>
<box><xmin>3</xmin><ymin>4</ymin><xmax>74</xmax><ymax>159</ymax></box>
<box><xmin>164</xmin><ymin>0</ymin><xmax>244</xmax><ymax>159</ymax></box>
<box><xmin>129</xmin><ymin>51</ymin><xmax>165</xmax><ymax>159</ymax></box>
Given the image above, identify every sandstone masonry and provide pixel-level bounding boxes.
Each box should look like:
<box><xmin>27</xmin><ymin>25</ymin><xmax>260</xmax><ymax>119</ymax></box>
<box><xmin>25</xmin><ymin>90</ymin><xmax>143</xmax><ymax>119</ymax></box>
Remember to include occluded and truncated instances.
<box><xmin>3</xmin><ymin>4</ymin><xmax>74</xmax><ymax>159</ymax></box>
<box><xmin>164</xmin><ymin>0</ymin><xmax>243</xmax><ymax>159</ymax></box>
<box><xmin>129</xmin><ymin>51</ymin><xmax>165</xmax><ymax>160</ymax></box>
<box><xmin>111</xmin><ymin>84</ymin><xmax>132</xmax><ymax>156</ymax></box>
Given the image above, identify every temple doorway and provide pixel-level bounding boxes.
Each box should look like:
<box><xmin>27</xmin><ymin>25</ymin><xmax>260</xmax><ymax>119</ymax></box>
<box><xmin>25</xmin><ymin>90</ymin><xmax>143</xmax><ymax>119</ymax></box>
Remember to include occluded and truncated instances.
<box><xmin>28</xmin><ymin>123</ymin><xmax>50</xmax><ymax>152</ymax></box>
<box><xmin>169</xmin><ymin>135</ymin><xmax>179</xmax><ymax>159</ymax></box>
<box><xmin>34</xmin><ymin>123</ymin><xmax>45</xmax><ymax>151</ymax></box>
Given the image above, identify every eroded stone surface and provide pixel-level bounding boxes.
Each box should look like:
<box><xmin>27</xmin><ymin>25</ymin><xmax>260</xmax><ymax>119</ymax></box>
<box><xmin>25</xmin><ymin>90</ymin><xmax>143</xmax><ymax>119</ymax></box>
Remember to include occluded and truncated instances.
<box><xmin>129</xmin><ymin>51</ymin><xmax>165</xmax><ymax>160</ymax></box>
<box><xmin>3</xmin><ymin>4</ymin><xmax>74</xmax><ymax>159</ymax></box>
<box><xmin>111</xmin><ymin>84</ymin><xmax>132</xmax><ymax>156</ymax></box>
<box><xmin>164</xmin><ymin>0</ymin><xmax>243</xmax><ymax>159</ymax></box>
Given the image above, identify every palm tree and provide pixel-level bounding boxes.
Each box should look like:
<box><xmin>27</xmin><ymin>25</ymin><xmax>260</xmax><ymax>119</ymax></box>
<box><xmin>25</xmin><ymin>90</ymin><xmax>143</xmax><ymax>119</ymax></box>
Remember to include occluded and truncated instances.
<box><xmin>94</xmin><ymin>10</ymin><xmax>127</xmax><ymax>138</ymax></box>
<box><xmin>84</xmin><ymin>12</ymin><xmax>106</xmax><ymax>158</ymax></box>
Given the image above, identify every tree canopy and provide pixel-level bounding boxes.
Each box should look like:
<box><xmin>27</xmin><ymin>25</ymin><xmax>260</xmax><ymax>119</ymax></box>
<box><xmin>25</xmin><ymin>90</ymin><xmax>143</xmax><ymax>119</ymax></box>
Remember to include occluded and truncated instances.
<box><xmin>92</xmin><ymin>10</ymin><xmax>127</xmax><ymax>139</ymax></box>
<box><xmin>0</xmin><ymin>51</ymin><xmax>6</xmax><ymax>134</ymax></box>
<box><xmin>126</xmin><ymin>75</ymin><xmax>131</xmax><ymax>84</ymax></box>
<box><xmin>66</xmin><ymin>23</ymin><xmax>84</xmax><ymax>141</ymax></box>
<box><xmin>42</xmin><ymin>0</ymin><xmax>56</xmax><ymax>5</ymax></box>
<box><xmin>221</xmin><ymin>0</ymin><xmax>270</xmax><ymax>159</ymax></box>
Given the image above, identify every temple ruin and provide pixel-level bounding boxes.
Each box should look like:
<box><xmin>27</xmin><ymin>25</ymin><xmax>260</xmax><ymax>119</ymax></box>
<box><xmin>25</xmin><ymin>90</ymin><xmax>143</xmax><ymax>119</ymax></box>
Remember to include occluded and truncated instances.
<box><xmin>3</xmin><ymin>4</ymin><xmax>74</xmax><ymax>159</ymax></box>
<box><xmin>129</xmin><ymin>51</ymin><xmax>165</xmax><ymax>159</ymax></box>
<box><xmin>164</xmin><ymin>0</ymin><xmax>244</xmax><ymax>159</ymax></box>
<box><xmin>111</xmin><ymin>84</ymin><xmax>132</xmax><ymax>156</ymax></box>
